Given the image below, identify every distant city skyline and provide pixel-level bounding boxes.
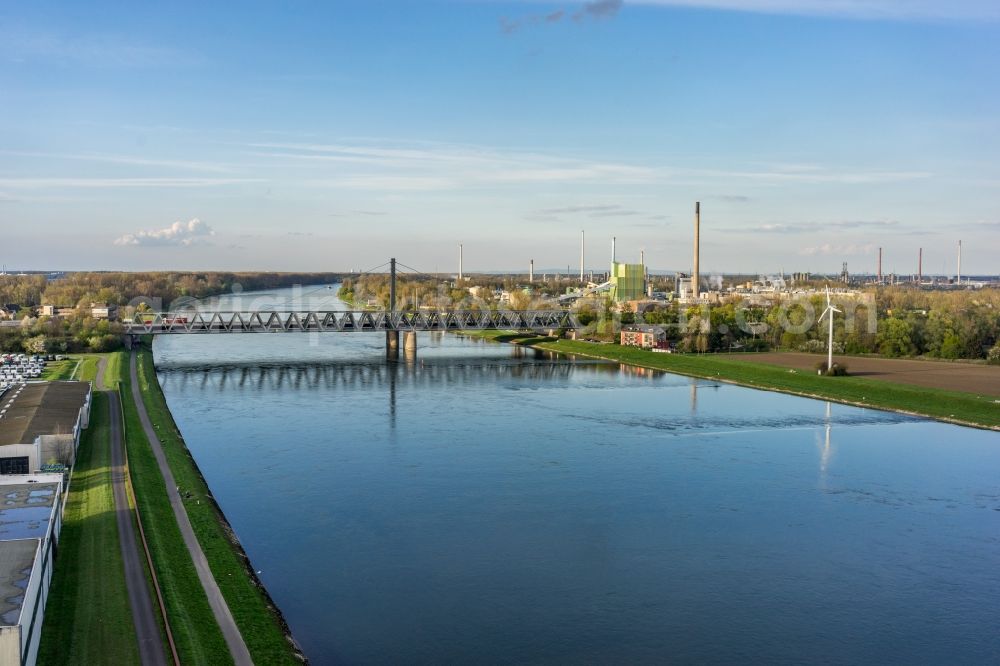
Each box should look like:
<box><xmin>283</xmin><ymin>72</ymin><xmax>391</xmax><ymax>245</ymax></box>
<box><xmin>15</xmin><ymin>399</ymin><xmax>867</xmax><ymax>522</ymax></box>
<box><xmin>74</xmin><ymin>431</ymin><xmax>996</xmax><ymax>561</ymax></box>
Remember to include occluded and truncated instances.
<box><xmin>2</xmin><ymin>1</ymin><xmax>998</xmax><ymax>274</ymax></box>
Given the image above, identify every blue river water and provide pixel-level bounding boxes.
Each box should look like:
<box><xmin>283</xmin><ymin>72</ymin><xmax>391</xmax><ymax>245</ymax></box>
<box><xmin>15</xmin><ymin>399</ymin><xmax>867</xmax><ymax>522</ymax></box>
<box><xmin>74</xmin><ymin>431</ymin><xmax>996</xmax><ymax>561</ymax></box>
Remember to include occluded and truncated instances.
<box><xmin>153</xmin><ymin>287</ymin><xmax>1000</xmax><ymax>664</ymax></box>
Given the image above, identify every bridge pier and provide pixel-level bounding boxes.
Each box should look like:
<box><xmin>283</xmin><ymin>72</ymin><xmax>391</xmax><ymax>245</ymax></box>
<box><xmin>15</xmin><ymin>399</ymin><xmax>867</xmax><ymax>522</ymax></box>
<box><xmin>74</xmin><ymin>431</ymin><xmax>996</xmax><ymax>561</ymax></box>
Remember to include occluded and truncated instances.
<box><xmin>403</xmin><ymin>331</ymin><xmax>417</xmax><ymax>354</ymax></box>
<box><xmin>386</xmin><ymin>330</ymin><xmax>399</xmax><ymax>360</ymax></box>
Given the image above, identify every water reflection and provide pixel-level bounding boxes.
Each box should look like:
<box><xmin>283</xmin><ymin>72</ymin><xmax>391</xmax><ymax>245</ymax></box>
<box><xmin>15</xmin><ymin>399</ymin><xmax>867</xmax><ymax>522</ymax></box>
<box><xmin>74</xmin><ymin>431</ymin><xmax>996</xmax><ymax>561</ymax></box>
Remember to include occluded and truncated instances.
<box><xmin>156</xmin><ymin>355</ymin><xmax>620</xmax><ymax>392</ymax></box>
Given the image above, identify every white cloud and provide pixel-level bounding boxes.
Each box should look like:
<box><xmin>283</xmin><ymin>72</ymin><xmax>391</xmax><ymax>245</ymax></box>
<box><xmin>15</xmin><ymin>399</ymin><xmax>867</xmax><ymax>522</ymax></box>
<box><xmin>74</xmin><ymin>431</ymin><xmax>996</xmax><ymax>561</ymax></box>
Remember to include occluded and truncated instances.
<box><xmin>692</xmin><ymin>167</ymin><xmax>929</xmax><ymax>185</ymax></box>
<box><xmin>739</xmin><ymin>219</ymin><xmax>900</xmax><ymax>233</ymax></box>
<box><xmin>246</xmin><ymin>139</ymin><xmax>929</xmax><ymax>194</ymax></box>
<box><xmin>0</xmin><ymin>27</ymin><xmax>201</xmax><ymax>66</ymax></box>
<box><xmin>538</xmin><ymin>204</ymin><xmax>644</xmax><ymax>217</ymax></box>
<box><xmin>0</xmin><ymin>177</ymin><xmax>256</xmax><ymax>189</ymax></box>
<box><xmin>625</xmin><ymin>0</ymin><xmax>1000</xmax><ymax>22</ymax></box>
<box><xmin>305</xmin><ymin>175</ymin><xmax>459</xmax><ymax>191</ymax></box>
<box><xmin>0</xmin><ymin>150</ymin><xmax>234</xmax><ymax>173</ymax></box>
<box><xmin>250</xmin><ymin>140</ymin><xmax>659</xmax><ymax>190</ymax></box>
<box><xmin>799</xmin><ymin>243</ymin><xmax>876</xmax><ymax>256</ymax></box>
<box><xmin>114</xmin><ymin>218</ymin><xmax>215</xmax><ymax>247</ymax></box>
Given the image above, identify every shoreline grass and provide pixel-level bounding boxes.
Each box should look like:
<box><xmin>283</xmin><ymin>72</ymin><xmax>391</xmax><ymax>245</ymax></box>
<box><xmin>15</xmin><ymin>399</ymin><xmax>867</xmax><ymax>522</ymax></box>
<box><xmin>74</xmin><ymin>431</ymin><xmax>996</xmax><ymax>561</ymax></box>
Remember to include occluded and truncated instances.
<box><xmin>467</xmin><ymin>332</ymin><xmax>1000</xmax><ymax>430</ymax></box>
<box><xmin>135</xmin><ymin>348</ymin><xmax>303</xmax><ymax>664</ymax></box>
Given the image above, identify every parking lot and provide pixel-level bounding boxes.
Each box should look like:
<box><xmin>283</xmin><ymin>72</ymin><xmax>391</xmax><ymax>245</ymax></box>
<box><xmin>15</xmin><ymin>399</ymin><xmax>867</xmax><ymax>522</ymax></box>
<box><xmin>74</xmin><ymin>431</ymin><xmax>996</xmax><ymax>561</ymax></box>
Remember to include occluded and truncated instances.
<box><xmin>1</xmin><ymin>353</ymin><xmax>55</xmax><ymax>390</ymax></box>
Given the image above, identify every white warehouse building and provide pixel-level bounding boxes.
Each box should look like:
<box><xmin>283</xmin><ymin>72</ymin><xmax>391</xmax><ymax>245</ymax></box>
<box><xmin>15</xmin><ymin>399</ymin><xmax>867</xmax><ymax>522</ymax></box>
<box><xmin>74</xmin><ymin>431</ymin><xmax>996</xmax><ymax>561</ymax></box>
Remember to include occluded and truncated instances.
<box><xmin>0</xmin><ymin>474</ymin><xmax>65</xmax><ymax>666</ymax></box>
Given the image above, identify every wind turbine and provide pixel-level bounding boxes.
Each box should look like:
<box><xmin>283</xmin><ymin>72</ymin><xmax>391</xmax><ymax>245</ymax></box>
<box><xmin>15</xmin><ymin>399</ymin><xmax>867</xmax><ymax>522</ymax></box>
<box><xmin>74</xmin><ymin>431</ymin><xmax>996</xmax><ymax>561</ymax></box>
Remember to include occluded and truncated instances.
<box><xmin>818</xmin><ymin>286</ymin><xmax>841</xmax><ymax>373</ymax></box>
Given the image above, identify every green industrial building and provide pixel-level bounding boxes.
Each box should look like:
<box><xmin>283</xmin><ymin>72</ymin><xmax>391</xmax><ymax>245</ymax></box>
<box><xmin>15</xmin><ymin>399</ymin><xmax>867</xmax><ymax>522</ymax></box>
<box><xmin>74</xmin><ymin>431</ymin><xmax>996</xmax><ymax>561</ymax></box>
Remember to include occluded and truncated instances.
<box><xmin>610</xmin><ymin>262</ymin><xmax>646</xmax><ymax>302</ymax></box>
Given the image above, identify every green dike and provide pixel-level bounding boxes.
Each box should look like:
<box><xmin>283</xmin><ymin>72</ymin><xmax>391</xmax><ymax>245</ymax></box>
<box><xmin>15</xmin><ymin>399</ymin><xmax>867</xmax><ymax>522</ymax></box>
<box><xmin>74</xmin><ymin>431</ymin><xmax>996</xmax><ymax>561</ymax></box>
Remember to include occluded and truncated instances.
<box><xmin>134</xmin><ymin>349</ymin><xmax>301</xmax><ymax>664</ymax></box>
<box><xmin>40</xmin><ymin>358</ymin><xmax>76</xmax><ymax>380</ymax></box>
<box><xmin>121</xmin><ymin>359</ymin><xmax>234</xmax><ymax>665</ymax></box>
<box><xmin>102</xmin><ymin>351</ymin><xmax>123</xmax><ymax>389</ymax></box>
<box><xmin>467</xmin><ymin>332</ymin><xmax>1000</xmax><ymax>430</ymax></box>
<box><xmin>37</xmin><ymin>391</ymin><xmax>141</xmax><ymax>665</ymax></box>
<box><xmin>71</xmin><ymin>355</ymin><xmax>99</xmax><ymax>382</ymax></box>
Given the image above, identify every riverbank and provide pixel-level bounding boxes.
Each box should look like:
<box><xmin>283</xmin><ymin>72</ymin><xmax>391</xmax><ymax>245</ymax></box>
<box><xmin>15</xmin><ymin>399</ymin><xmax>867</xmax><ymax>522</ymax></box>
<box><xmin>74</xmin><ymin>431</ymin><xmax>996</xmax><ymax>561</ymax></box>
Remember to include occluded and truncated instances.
<box><xmin>460</xmin><ymin>332</ymin><xmax>1000</xmax><ymax>431</ymax></box>
<box><xmin>131</xmin><ymin>345</ymin><xmax>304</xmax><ymax>663</ymax></box>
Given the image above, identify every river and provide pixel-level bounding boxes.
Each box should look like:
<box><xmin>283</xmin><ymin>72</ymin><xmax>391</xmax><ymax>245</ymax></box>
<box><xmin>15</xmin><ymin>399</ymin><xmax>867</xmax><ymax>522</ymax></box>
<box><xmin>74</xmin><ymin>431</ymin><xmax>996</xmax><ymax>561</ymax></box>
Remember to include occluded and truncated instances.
<box><xmin>153</xmin><ymin>286</ymin><xmax>1000</xmax><ymax>664</ymax></box>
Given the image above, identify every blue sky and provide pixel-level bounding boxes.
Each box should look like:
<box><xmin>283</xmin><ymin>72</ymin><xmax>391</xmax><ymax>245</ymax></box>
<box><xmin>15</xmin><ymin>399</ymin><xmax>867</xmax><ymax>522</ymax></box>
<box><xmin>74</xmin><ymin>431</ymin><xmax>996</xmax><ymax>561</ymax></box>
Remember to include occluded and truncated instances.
<box><xmin>1</xmin><ymin>0</ymin><xmax>998</xmax><ymax>275</ymax></box>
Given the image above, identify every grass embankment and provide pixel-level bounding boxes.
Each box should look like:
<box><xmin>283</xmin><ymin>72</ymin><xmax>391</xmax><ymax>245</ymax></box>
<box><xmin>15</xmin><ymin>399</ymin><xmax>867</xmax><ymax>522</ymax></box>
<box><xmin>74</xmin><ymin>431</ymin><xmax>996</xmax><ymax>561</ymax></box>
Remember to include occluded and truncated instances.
<box><xmin>120</xmin><ymin>361</ymin><xmax>234</xmax><ymax>664</ymax></box>
<box><xmin>37</xmin><ymin>390</ymin><xmax>141</xmax><ymax>665</ymax></box>
<box><xmin>40</xmin><ymin>358</ymin><xmax>76</xmax><ymax>380</ymax></box>
<box><xmin>70</xmin><ymin>355</ymin><xmax>98</xmax><ymax>382</ymax></box>
<box><xmin>37</xmin><ymin>352</ymin><xmax>124</xmax><ymax>383</ymax></box>
<box><xmin>131</xmin><ymin>349</ymin><xmax>301</xmax><ymax>664</ymax></box>
<box><xmin>470</xmin><ymin>332</ymin><xmax>1000</xmax><ymax>430</ymax></box>
<box><xmin>102</xmin><ymin>352</ymin><xmax>123</xmax><ymax>390</ymax></box>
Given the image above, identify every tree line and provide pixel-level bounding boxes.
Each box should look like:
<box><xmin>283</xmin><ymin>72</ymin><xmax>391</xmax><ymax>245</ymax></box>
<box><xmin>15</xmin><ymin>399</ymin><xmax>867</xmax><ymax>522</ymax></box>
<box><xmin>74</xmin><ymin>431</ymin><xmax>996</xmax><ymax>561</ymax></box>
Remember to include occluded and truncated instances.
<box><xmin>614</xmin><ymin>287</ymin><xmax>1000</xmax><ymax>362</ymax></box>
<box><xmin>0</xmin><ymin>271</ymin><xmax>339</xmax><ymax>353</ymax></box>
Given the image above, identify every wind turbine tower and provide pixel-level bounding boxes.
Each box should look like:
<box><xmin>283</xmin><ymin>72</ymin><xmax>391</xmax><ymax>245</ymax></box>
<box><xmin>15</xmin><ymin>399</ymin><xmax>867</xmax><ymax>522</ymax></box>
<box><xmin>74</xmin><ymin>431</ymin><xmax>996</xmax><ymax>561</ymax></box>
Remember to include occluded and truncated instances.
<box><xmin>818</xmin><ymin>286</ymin><xmax>842</xmax><ymax>373</ymax></box>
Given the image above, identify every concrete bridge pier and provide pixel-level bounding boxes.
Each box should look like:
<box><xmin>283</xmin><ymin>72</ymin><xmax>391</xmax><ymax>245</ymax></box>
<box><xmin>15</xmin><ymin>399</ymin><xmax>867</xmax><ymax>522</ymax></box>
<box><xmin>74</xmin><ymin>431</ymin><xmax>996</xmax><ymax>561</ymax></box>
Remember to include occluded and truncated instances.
<box><xmin>403</xmin><ymin>331</ymin><xmax>417</xmax><ymax>354</ymax></box>
<box><xmin>386</xmin><ymin>331</ymin><xmax>399</xmax><ymax>360</ymax></box>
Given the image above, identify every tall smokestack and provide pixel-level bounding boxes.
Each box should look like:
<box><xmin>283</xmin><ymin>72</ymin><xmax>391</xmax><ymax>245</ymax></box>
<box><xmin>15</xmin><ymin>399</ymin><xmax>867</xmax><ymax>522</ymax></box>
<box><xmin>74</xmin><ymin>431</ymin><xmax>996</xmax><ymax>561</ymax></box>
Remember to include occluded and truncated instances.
<box><xmin>529</xmin><ymin>259</ymin><xmax>534</xmax><ymax>283</ymax></box>
<box><xmin>878</xmin><ymin>247</ymin><xmax>882</xmax><ymax>283</ymax></box>
<box><xmin>580</xmin><ymin>230</ymin><xmax>585</xmax><ymax>283</ymax></box>
<box><xmin>459</xmin><ymin>243</ymin><xmax>463</xmax><ymax>283</ymax></box>
<box><xmin>640</xmin><ymin>249</ymin><xmax>645</xmax><ymax>266</ymax></box>
<box><xmin>918</xmin><ymin>248</ymin><xmax>922</xmax><ymax>284</ymax></box>
<box><xmin>612</xmin><ymin>236</ymin><xmax>616</xmax><ymax>264</ymax></box>
<box><xmin>957</xmin><ymin>240</ymin><xmax>962</xmax><ymax>285</ymax></box>
<box><xmin>692</xmin><ymin>202</ymin><xmax>700</xmax><ymax>300</ymax></box>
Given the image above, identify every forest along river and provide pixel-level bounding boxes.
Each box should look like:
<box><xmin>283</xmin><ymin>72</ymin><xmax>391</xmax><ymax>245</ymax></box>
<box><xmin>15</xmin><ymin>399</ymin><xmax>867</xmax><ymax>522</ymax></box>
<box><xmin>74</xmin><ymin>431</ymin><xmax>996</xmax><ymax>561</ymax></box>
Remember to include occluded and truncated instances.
<box><xmin>153</xmin><ymin>285</ymin><xmax>1000</xmax><ymax>664</ymax></box>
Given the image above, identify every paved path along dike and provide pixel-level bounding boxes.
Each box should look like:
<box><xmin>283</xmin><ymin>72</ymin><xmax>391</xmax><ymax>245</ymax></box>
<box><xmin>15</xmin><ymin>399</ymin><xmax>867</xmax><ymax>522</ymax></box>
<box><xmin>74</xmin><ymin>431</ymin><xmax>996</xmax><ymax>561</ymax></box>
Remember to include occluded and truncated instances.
<box><xmin>128</xmin><ymin>352</ymin><xmax>254</xmax><ymax>665</ymax></box>
<box><xmin>98</xmin><ymin>356</ymin><xmax>169</xmax><ymax>666</ymax></box>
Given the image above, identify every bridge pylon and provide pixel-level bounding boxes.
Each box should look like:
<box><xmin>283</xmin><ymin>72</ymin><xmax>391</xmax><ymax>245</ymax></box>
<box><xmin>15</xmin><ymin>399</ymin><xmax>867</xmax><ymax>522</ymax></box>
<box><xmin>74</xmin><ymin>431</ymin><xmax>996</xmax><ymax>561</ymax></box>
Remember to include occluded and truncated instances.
<box><xmin>386</xmin><ymin>258</ymin><xmax>398</xmax><ymax>361</ymax></box>
<box><xmin>386</xmin><ymin>330</ymin><xmax>399</xmax><ymax>360</ymax></box>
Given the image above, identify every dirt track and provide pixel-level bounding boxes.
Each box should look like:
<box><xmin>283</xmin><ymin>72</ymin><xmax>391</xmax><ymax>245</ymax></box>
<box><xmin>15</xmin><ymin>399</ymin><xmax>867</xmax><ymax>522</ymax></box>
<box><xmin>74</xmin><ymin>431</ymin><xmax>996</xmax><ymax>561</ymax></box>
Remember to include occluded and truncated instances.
<box><xmin>721</xmin><ymin>352</ymin><xmax>1000</xmax><ymax>398</ymax></box>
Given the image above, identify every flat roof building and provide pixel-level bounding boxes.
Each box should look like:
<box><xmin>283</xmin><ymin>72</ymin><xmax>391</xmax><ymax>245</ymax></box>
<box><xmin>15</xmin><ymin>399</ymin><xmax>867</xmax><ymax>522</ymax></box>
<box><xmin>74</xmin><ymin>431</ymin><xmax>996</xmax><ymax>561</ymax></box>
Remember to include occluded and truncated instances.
<box><xmin>0</xmin><ymin>382</ymin><xmax>91</xmax><ymax>474</ymax></box>
<box><xmin>38</xmin><ymin>306</ymin><xmax>76</xmax><ymax>318</ymax></box>
<box><xmin>89</xmin><ymin>303</ymin><xmax>117</xmax><ymax>320</ymax></box>
<box><xmin>620</xmin><ymin>325</ymin><xmax>667</xmax><ymax>349</ymax></box>
<box><xmin>0</xmin><ymin>474</ymin><xmax>64</xmax><ymax>666</ymax></box>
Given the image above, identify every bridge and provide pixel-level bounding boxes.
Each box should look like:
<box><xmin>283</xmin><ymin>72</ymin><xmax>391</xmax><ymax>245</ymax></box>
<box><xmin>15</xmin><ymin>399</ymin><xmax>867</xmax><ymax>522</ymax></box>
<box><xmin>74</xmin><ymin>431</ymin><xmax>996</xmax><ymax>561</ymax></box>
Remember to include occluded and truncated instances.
<box><xmin>123</xmin><ymin>258</ymin><xmax>583</xmax><ymax>359</ymax></box>
<box><xmin>123</xmin><ymin>309</ymin><xmax>576</xmax><ymax>335</ymax></box>
<box><xmin>123</xmin><ymin>308</ymin><xmax>576</xmax><ymax>360</ymax></box>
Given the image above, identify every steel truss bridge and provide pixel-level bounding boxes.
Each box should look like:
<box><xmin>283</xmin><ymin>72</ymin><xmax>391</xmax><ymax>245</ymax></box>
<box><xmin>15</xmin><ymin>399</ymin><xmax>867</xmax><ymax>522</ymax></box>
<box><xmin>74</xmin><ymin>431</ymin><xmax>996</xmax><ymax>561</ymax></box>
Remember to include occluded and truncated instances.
<box><xmin>123</xmin><ymin>309</ymin><xmax>578</xmax><ymax>335</ymax></box>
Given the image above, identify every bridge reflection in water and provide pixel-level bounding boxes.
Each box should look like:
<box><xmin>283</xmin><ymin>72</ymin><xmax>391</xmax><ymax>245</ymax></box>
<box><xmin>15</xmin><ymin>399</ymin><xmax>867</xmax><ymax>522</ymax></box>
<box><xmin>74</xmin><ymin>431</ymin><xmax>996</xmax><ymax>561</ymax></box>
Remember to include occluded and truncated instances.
<box><xmin>156</xmin><ymin>351</ymin><xmax>628</xmax><ymax>391</ymax></box>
